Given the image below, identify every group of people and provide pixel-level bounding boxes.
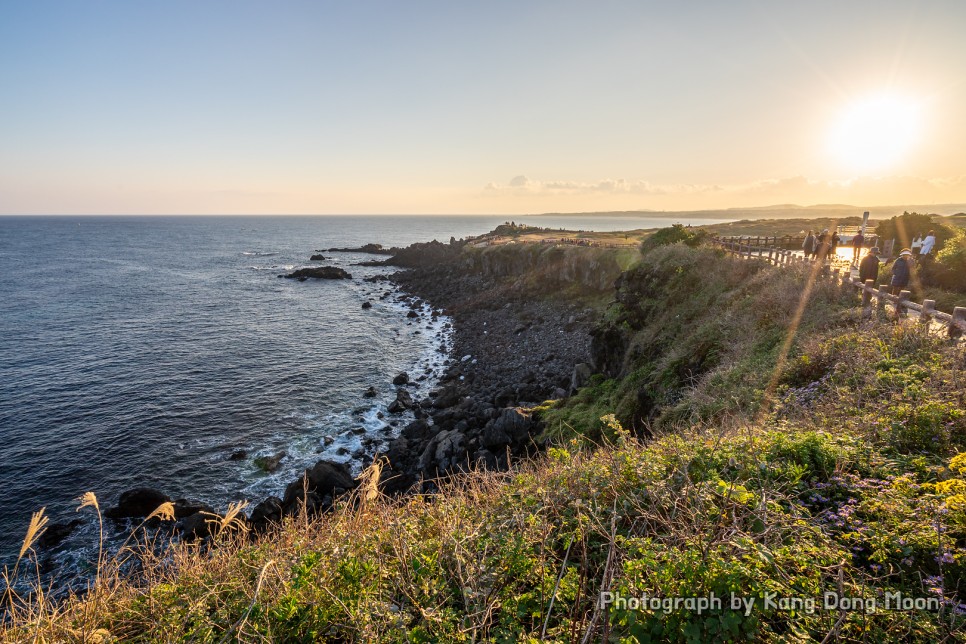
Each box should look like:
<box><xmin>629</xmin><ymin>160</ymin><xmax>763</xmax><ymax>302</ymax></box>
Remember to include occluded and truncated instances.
<box><xmin>804</xmin><ymin>228</ymin><xmax>939</xmax><ymax>297</ymax></box>
<box><xmin>801</xmin><ymin>229</ymin><xmax>841</xmax><ymax>261</ymax></box>
<box><xmin>858</xmin><ymin>246</ymin><xmax>916</xmax><ymax>295</ymax></box>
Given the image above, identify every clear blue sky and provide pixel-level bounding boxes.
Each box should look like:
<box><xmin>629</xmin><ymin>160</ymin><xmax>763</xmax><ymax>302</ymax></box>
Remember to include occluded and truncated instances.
<box><xmin>2</xmin><ymin>1</ymin><xmax>965</xmax><ymax>214</ymax></box>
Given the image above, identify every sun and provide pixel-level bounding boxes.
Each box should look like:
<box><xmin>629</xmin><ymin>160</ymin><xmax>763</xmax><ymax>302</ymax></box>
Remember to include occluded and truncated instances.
<box><xmin>827</xmin><ymin>94</ymin><xmax>922</xmax><ymax>174</ymax></box>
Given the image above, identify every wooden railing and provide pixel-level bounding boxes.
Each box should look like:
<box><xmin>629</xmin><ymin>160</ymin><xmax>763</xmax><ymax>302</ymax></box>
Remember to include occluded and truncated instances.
<box><xmin>712</xmin><ymin>236</ymin><xmax>966</xmax><ymax>339</ymax></box>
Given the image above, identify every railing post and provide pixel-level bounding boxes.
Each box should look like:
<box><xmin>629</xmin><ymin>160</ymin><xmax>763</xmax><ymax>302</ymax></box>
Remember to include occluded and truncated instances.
<box><xmin>951</xmin><ymin>307</ymin><xmax>966</xmax><ymax>339</ymax></box>
<box><xmin>877</xmin><ymin>285</ymin><xmax>888</xmax><ymax>312</ymax></box>
<box><xmin>862</xmin><ymin>280</ymin><xmax>874</xmax><ymax>308</ymax></box>
<box><xmin>841</xmin><ymin>271</ymin><xmax>852</xmax><ymax>286</ymax></box>
<box><xmin>897</xmin><ymin>290</ymin><xmax>911</xmax><ymax>318</ymax></box>
<box><xmin>920</xmin><ymin>299</ymin><xmax>936</xmax><ymax>327</ymax></box>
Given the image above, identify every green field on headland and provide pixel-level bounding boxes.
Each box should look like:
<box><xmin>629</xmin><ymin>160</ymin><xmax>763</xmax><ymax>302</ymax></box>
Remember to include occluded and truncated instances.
<box><xmin>4</xmin><ymin>223</ymin><xmax>966</xmax><ymax>642</ymax></box>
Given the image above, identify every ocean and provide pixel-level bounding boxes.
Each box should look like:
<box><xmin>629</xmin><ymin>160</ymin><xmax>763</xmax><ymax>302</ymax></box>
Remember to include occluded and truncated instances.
<box><xmin>0</xmin><ymin>213</ymin><xmax>729</xmax><ymax>571</ymax></box>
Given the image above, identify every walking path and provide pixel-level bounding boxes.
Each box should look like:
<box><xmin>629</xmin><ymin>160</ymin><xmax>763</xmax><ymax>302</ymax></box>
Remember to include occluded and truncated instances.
<box><xmin>712</xmin><ymin>236</ymin><xmax>966</xmax><ymax>339</ymax></box>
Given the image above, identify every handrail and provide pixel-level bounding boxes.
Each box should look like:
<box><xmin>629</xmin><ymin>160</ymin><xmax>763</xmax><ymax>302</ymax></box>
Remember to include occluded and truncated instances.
<box><xmin>710</xmin><ymin>236</ymin><xmax>966</xmax><ymax>339</ymax></box>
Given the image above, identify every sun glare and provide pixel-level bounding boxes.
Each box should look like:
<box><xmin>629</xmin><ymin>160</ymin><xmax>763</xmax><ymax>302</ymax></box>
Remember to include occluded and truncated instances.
<box><xmin>828</xmin><ymin>94</ymin><xmax>922</xmax><ymax>174</ymax></box>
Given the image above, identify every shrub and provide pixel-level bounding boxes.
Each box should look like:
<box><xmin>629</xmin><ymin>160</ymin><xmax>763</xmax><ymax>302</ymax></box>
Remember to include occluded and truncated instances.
<box><xmin>639</xmin><ymin>224</ymin><xmax>709</xmax><ymax>253</ymax></box>
<box><xmin>874</xmin><ymin>212</ymin><xmax>955</xmax><ymax>253</ymax></box>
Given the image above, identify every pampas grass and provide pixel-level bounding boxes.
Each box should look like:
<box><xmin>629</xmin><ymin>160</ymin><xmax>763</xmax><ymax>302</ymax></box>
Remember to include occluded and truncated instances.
<box><xmin>17</xmin><ymin>508</ymin><xmax>48</xmax><ymax>564</ymax></box>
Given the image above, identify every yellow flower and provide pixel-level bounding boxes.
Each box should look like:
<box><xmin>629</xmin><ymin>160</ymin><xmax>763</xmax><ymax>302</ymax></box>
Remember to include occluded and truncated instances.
<box><xmin>950</xmin><ymin>452</ymin><xmax>966</xmax><ymax>476</ymax></box>
<box><xmin>935</xmin><ymin>479</ymin><xmax>966</xmax><ymax>496</ymax></box>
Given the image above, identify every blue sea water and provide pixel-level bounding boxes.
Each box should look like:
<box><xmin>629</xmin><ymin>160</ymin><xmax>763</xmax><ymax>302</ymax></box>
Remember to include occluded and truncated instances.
<box><xmin>0</xmin><ymin>213</ymin><xmax>727</xmax><ymax>570</ymax></box>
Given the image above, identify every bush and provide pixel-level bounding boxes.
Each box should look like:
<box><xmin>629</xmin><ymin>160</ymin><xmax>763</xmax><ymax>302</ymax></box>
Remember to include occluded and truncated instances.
<box><xmin>922</xmin><ymin>229</ymin><xmax>966</xmax><ymax>293</ymax></box>
<box><xmin>875</xmin><ymin>212</ymin><xmax>955</xmax><ymax>253</ymax></box>
<box><xmin>640</xmin><ymin>224</ymin><xmax>709</xmax><ymax>253</ymax></box>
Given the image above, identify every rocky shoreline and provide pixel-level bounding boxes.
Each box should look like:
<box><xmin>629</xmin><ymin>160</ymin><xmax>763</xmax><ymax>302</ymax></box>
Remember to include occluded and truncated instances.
<box><xmin>43</xmin><ymin>233</ymin><xmax>614</xmax><ymax>557</ymax></box>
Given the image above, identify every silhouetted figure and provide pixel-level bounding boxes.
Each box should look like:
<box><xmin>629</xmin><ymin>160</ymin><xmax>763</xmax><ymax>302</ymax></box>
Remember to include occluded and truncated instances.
<box><xmin>859</xmin><ymin>246</ymin><xmax>880</xmax><ymax>284</ymax></box>
<box><xmin>816</xmin><ymin>229</ymin><xmax>830</xmax><ymax>261</ymax></box>
<box><xmin>803</xmin><ymin>230</ymin><xmax>816</xmax><ymax>259</ymax></box>
<box><xmin>890</xmin><ymin>248</ymin><xmax>914</xmax><ymax>295</ymax></box>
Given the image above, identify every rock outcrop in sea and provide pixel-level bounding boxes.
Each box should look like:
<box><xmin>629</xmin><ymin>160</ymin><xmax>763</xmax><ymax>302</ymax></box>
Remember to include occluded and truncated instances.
<box><xmin>281</xmin><ymin>266</ymin><xmax>352</xmax><ymax>280</ymax></box>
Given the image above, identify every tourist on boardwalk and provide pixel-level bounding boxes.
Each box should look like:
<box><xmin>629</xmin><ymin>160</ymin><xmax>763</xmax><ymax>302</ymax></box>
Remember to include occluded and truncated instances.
<box><xmin>803</xmin><ymin>230</ymin><xmax>816</xmax><ymax>259</ymax></box>
<box><xmin>816</xmin><ymin>229</ymin><xmax>830</xmax><ymax>261</ymax></box>
<box><xmin>851</xmin><ymin>231</ymin><xmax>864</xmax><ymax>263</ymax></box>
<box><xmin>830</xmin><ymin>231</ymin><xmax>841</xmax><ymax>258</ymax></box>
<box><xmin>920</xmin><ymin>230</ymin><xmax>936</xmax><ymax>256</ymax></box>
<box><xmin>859</xmin><ymin>246</ymin><xmax>880</xmax><ymax>284</ymax></box>
<box><xmin>889</xmin><ymin>248</ymin><xmax>914</xmax><ymax>295</ymax></box>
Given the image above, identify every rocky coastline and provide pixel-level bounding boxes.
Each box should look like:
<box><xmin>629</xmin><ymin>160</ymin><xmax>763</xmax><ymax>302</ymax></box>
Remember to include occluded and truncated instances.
<box><xmin>45</xmin><ymin>232</ymin><xmax>620</xmax><ymax>556</ymax></box>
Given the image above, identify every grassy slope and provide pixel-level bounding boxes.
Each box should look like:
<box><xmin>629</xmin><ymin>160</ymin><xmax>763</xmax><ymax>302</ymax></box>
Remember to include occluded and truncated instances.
<box><xmin>4</xmin><ymin>246</ymin><xmax>966</xmax><ymax>642</ymax></box>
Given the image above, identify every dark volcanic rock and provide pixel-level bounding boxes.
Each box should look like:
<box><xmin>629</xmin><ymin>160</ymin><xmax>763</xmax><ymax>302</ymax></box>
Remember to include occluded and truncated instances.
<box><xmin>283</xmin><ymin>266</ymin><xmax>352</xmax><ymax>280</ymax></box>
<box><xmin>173</xmin><ymin>498</ymin><xmax>214</xmax><ymax>520</ymax></box>
<box><xmin>106</xmin><ymin>488</ymin><xmax>172</xmax><ymax>519</ymax></box>
<box><xmin>327</xmin><ymin>243</ymin><xmax>394</xmax><ymax>255</ymax></box>
<box><xmin>362</xmin><ymin>301</ymin><xmax>373</xmax><ymax>309</ymax></box>
<box><xmin>282</xmin><ymin>460</ymin><xmax>356</xmax><ymax>514</ymax></box>
<box><xmin>392</xmin><ymin>372</ymin><xmax>410</xmax><ymax>385</ymax></box>
<box><xmin>228</xmin><ymin>449</ymin><xmax>248</xmax><ymax>461</ymax></box>
<box><xmin>178</xmin><ymin>511</ymin><xmax>215</xmax><ymax>541</ymax></box>
<box><xmin>254</xmin><ymin>451</ymin><xmax>286</xmax><ymax>473</ymax></box>
<box><xmin>310</xmin><ymin>254</ymin><xmax>327</xmax><ymax>261</ymax></box>
<box><xmin>363</xmin><ymin>385</ymin><xmax>377</xmax><ymax>398</ymax></box>
<box><xmin>482</xmin><ymin>408</ymin><xmax>533</xmax><ymax>449</ymax></box>
<box><xmin>249</xmin><ymin>496</ymin><xmax>284</xmax><ymax>531</ymax></box>
<box><xmin>37</xmin><ymin>519</ymin><xmax>83</xmax><ymax>550</ymax></box>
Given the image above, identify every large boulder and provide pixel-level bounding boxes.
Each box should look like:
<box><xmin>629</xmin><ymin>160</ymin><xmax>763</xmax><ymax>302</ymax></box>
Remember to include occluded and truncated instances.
<box><xmin>249</xmin><ymin>496</ymin><xmax>284</xmax><ymax>532</ymax></box>
<box><xmin>173</xmin><ymin>498</ymin><xmax>214</xmax><ymax>520</ymax></box>
<box><xmin>37</xmin><ymin>519</ymin><xmax>82</xmax><ymax>550</ymax></box>
<box><xmin>282</xmin><ymin>460</ymin><xmax>356</xmax><ymax>512</ymax></box>
<box><xmin>388</xmin><ymin>388</ymin><xmax>414</xmax><ymax>413</ymax></box>
<box><xmin>481</xmin><ymin>408</ymin><xmax>534</xmax><ymax>449</ymax></box>
<box><xmin>417</xmin><ymin>429</ymin><xmax>467</xmax><ymax>474</ymax></box>
<box><xmin>105</xmin><ymin>488</ymin><xmax>172</xmax><ymax>519</ymax></box>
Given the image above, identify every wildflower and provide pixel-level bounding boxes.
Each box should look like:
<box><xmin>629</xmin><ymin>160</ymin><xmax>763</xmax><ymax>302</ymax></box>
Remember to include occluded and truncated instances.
<box><xmin>936</xmin><ymin>552</ymin><xmax>955</xmax><ymax>565</ymax></box>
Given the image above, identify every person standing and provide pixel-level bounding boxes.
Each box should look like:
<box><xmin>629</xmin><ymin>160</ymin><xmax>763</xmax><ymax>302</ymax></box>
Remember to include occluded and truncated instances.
<box><xmin>851</xmin><ymin>231</ymin><xmax>864</xmax><ymax>264</ymax></box>
<box><xmin>803</xmin><ymin>230</ymin><xmax>816</xmax><ymax>260</ymax></box>
<box><xmin>920</xmin><ymin>230</ymin><xmax>936</xmax><ymax>256</ymax></box>
<box><xmin>890</xmin><ymin>248</ymin><xmax>914</xmax><ymax>295</ymax></box>
<box><xmin>830</xmin><ymin>231</ymin><xmax>841</xmax><ymax>258</ymax></box>
<box><xmin>859</xmin><ymin>246</ymin><xmax>880</xmax><ymax>284</ymax></box>
<box><xmin>816</xmin><ymin>229</ymin><xmax>829</xmax><ymax>261</ymax></box>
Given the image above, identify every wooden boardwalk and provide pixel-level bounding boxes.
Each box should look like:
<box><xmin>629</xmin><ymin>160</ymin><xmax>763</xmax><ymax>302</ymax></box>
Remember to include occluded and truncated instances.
<box><xmin>712</xmin><ymin>236</ymin><xmax>966</xmax><ymax>339</ymax></box>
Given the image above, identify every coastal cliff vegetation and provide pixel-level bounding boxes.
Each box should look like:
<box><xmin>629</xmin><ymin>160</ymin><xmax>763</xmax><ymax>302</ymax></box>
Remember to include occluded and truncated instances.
<box><xmin>4</xmin><ymin>239</ymin><xmax>966</xmax><ymax>642</ymax></box>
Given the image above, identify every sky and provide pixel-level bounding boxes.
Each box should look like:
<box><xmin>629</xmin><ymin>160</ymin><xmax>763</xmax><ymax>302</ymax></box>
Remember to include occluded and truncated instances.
<box><xmin>1</xmin><ymin>0</ymin><xmax>965</xmax><ymax>215</ymax></box>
